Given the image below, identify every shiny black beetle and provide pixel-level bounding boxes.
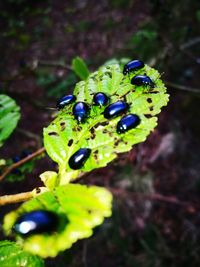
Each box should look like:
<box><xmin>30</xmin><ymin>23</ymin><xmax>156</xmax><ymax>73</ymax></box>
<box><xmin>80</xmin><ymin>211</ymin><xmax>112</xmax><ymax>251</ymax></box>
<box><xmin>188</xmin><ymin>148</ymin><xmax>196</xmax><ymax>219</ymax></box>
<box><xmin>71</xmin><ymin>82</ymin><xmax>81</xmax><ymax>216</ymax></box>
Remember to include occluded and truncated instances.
<box><xmin>73</xmin><ymin>102</ymin><xmax>90</xmax><ymax>123</ymax></box>
<box><xmin>131</xmin><ymin>75</ymin><xmax>154</xmax><ymax>88</ymax></box>
<box><xmin>93</xmin><ymin>92</ymin><xmax>109</xmax><ymax>107</ymax></box>
<box><xmin>68</xmin><ymin>148</ymin><xmax>91</xmax><ymax>170</ymax></box>
<box><xmin>13</xmin><ymin>210</ymin><xmax>58</xmax><ymax>236</ymax></box>
<box><xmin>104</xmin><ymin>100</ymin><xmax>129</xmax><ymax>119</ymax></box>
<box><xmin>123</xmin><ymin>60</ymin><xmax>144</xmax><ymax>75</ymax></box>
<box><xmin>117</xmin><ymin>114</ymin><xmax>140</xmax><ymax>134</ymax></box>
<box><xmin>56</xmin><ymin>94</ymin><xmax>76</xmax><ymax>110</ymax></box>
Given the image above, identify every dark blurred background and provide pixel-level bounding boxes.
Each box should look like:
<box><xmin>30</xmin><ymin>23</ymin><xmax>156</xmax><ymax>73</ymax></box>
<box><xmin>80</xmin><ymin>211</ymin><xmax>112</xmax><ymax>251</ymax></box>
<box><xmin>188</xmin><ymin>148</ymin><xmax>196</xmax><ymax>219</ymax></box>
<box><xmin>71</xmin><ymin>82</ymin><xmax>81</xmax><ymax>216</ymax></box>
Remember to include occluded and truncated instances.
<box><xmin>0</xmin><ymin>0</ymin><xmax>200</xmax><ymax>266</ymax></box>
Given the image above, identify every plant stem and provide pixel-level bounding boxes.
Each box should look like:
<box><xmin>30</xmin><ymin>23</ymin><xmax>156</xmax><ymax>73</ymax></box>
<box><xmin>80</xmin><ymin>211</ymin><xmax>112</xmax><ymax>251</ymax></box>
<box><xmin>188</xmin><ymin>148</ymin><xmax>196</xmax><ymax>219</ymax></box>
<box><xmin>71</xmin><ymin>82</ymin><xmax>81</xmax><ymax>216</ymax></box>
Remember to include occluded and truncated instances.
<box><xmin>0</xmin><ymin>191</ymin><xmax>33</xmax><ymax>206</ymax></box>
<box><xmin>0</xmin><ymin>147</ymin><xmax>45</xmax><ymax>182</ymax></box>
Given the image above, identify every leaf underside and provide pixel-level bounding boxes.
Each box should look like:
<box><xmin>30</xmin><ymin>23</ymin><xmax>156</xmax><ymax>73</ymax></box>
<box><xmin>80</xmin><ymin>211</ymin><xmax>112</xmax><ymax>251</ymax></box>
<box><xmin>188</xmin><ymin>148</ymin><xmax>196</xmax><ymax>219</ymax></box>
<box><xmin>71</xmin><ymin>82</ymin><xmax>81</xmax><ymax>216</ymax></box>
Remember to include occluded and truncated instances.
<box><xmin>3</xmin><ymin>184</ymin><xmax>112</xmax><ymax>258</ymax></box>
<box><xmin>44</xmin><ymin>62</ymin><xmax>169</xmax><ymax>183</ymax></box>
<box><xmin>0</xmin><ymin>94</ymin><xmax>20</xmax><ymax>147</ymax></box>
<box><xmin>0</xmin><ymin>240</ymin><xmax>44</xmax><ymax>267</ymax></box>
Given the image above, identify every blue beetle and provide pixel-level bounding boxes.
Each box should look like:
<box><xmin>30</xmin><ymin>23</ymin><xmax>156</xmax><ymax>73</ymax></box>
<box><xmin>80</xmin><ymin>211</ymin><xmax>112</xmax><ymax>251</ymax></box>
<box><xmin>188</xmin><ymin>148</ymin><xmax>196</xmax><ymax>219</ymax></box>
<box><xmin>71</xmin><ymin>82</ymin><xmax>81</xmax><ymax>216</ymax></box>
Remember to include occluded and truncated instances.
<box><xmin>12</xmin><ymin>156</ymin><xmax>21</xmax><ymax>163</ymax></box>
<box><xmin>117</xmin><ymin>114</ymin><xmax>140</xmax><ymax>134</ymax></box>
<box><xmin>123</xmin><ymin>60</ymin><xmax>144</xmax><ymax>75</ymax></box>
<box><xmin>93</xmin><ymin>92</ymin><xmax>109</xmax><ymax>107</ymax></box>
<box><xmin>68</xmin><ymin>148</ymin><xmax>91</xmax><ymax>170</ymax></box>
<box><xmin>131</xmin><ymin>75</ymin><xmax>154</xmax><ymax>88</ymax></box>
<box><xmin>11</xmin><ymin>156</ymin><xmax>22</xmax><ymax>175</ymax></box>
<box><xmin>104</xmin><ymin>100</ymin><xmax>129</xmax><ymax>119</ymax></box>
<box><xmin>56</xmin><ymin>94</ymin><xmax>76</xmax><ymax>110</ymax></box>
<box><xmin>13</xmin><ymin>210</ymin><xmax>58</xmax><ymax>236</ymax></box>
<box><xmin>73</xmin><ymin>102</ymin><xmax>90</xmax><ymax>123</ymax></box>
<box><xmin>21</xmin><ymin>150</ymin><xmax>31</xmax><ymax>158</ymax></box>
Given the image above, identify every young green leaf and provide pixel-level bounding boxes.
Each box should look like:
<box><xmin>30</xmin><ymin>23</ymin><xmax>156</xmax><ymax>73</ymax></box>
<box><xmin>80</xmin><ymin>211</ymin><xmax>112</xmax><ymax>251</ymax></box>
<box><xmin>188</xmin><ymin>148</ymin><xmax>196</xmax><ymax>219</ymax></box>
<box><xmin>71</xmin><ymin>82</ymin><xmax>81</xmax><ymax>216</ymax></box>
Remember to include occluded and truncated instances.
<box><xmin>0</xmin><ymin>159</ymin><xmax>6</xmax><ymax>167</ymax></box>
<box><xmin>44</xmin><ymin>62</ymin><xmax>169</xmax><ymax>184</ymax></box>
<box><xmin>0</xmin><ymin>94</ymin><xmax>20</xmax><ymax>147</ymax></box>
<box><xmin>72</xmin><ymin>56</ymin><xmax>90</xmax><ymax>80</ymax></box>
<box><xmin>0</xmin><ymin>240</ymin><xmax>44</xmax><ymax>267</ymax></box>
<box><xmin>3</xmin><ymin>184</ymin><xmax>112</xmax><ymax>258</ymax></box>
<box><xmin>40</xmin><ymin>171</ymin><xmax>58</xmax><ymax>190</ymax></box>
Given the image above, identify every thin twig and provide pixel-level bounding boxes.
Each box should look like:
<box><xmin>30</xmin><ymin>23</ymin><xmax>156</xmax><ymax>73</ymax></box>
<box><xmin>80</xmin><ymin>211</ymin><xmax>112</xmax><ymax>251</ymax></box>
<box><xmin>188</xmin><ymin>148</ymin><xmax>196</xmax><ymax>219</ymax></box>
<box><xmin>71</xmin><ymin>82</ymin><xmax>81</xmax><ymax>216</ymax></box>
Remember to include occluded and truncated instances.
<box><xmin>110</xmin><ymin>188</ymin><xmax>190</xmax><ymax>207</ymax></box>
<box><xmin>179</xmin><ymin>48</ymin><xmax>199</xmax><ymax>64</ymax></box>
<box><xmin>0</xmin><ymin>191</ymin><xmax>33</xmax><ymax>206</ymax></box>
<box><xmin>180</xmin><ymin>37</ymin><xmax>200</xmax><ymax>50</ymax></box>
<box><xmin>38</xmin><ymin>60</ymin><xmax>72</xmax><ymax>71</ymax></box>
<box><xmin>0</xmin><ymin>147</ymin><xmax>45</xmax><ymax>182</ymax></box>
<box><xmin>0</xmin><ymin>59</ymin><xmax>72</xmax><ymax>83</ymax></box>
<box><xmin>165</xmin><ymin>81</ymin><xmax>200</xmax><ymax>94</ymax></box>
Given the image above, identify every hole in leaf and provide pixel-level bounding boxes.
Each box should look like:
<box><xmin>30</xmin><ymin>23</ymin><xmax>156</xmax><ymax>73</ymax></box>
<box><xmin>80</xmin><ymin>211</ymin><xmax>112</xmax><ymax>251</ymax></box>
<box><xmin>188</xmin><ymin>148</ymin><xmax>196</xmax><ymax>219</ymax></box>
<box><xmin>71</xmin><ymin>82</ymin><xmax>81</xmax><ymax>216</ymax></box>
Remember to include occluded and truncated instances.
<box><xmin>114</xmin><ymin>139</ymin><xmax>121</xmax><ymax>147</ymax></box>
<box><xmin>144</xmin><ymin>114</ymin><xmax>152</xmax><ymax>119</ymax></box>
<box><xmin>68</xmin><ymin>139</ymin><xmax>73</xmax><ymax>147</ymax></box>
<box><xmin>60</xmin><ymin>122</ymin><xmax>66</xmax><ymax>131</ymax></box>
<box><xmin>35</xmin><ymin>187</ymin><xmax>41</xmax><ymax>194</ymax></box>
<box><xmin>94</xmin><ymin>121</ymin><xmax>109</xmax><ymax>129</ymax></box>
<box><xmin>48</xmin><ymin>132</ymin><xmax>59</xmax><ymax>136</ymax></box>
<box><xmin>147</xmin><ymin>98</ymin><xmax>152</xmax><ymax>103</ymax></box>
<box><xmin>90</xmin><ymin>127</ymin><xmax>96</xmax><ymax>139</ymax></box>
<box><xmin>93</xmin><ymin>150</ymin><xmax>98</xmax><ymax>160</ymax></box>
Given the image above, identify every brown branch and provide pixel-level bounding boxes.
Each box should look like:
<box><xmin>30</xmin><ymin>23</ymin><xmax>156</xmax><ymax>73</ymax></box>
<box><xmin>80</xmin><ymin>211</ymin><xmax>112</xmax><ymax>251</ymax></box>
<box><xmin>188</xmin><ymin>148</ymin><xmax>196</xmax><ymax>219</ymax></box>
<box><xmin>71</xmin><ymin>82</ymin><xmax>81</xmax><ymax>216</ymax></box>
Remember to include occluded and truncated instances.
<box><xmin>180</xmin><ymin>37</ymin><xmax>200</xmax><ymax>50</ymax></box>
<box><xmin>110</xmin><ymin>188</ymin><xmax>190</xmax><ymax>207</ymax></box>
<box><xmin>38</xmin><ymin>60</ymin><xmax>72</xmax><ymax>71</ymax></box>
<box><xmin>0</xmin><ymin>147</ymin><xmax>45</xmax><ymax>182</ymax></box>
<box><xmin>165</xmin><ymin>81</ymin><xmax>200</xmax><ymax>94</ymax></box>
<box><xmin>139</xmin><ymin>193</ymin><xmax>187</xmax><ymax>206</ymax></box>
<box><xmin>0</xmin><ymin>191</ymin><xmax>33</xmax><ymax>206</ymax></box>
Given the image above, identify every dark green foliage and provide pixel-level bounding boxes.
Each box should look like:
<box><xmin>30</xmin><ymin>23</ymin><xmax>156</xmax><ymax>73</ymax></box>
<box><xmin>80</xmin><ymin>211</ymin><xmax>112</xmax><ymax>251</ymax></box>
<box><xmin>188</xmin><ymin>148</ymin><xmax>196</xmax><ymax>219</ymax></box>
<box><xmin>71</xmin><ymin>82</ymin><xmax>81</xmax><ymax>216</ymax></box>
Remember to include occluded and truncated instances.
<box><xmin>0</xmin><ymin>241</ymin><xmax>44</xmax><ymax>267</ymax></box>
<box><xmin>0</xmin><ymin>95</ymin><xmax>20</xmax><ymax>147</ymax></box>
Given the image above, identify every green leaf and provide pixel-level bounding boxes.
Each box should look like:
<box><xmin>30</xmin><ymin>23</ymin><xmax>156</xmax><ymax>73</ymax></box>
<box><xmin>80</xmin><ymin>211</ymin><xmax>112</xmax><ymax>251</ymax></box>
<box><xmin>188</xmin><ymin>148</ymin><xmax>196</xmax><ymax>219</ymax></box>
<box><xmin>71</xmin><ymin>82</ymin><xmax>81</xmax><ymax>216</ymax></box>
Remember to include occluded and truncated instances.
<box><xmin>72</xmin><ymin>56</ymin><xmax>90</xmax><ymax>80</ymax></box>
<box><xmin>43</xmin><ymin>62</ymin><xmax>169</xmax><ymax>184</ymax></box>
<box><xmin>0</xmin><ymin>240</ymin><xmax>44</xmax><ymax>267</ymax></box>
<box><xmin>0</xmin><ymin>94</ymin><xmax>20</xmax><ymax>147</ymax></box>
<box><xmin>40</xmin><ymin>171</ymin><xmax>58</xmax><ymax>190</ymax></box>
<box><xmin>3</xmin><ymin>184</ymin><xmax>112</xmax><ymax>258</ymax></box>
<box><xmin>0</xmin><ymin>159</ymin><xmax>6</xmax><ymax>166</ymax></box>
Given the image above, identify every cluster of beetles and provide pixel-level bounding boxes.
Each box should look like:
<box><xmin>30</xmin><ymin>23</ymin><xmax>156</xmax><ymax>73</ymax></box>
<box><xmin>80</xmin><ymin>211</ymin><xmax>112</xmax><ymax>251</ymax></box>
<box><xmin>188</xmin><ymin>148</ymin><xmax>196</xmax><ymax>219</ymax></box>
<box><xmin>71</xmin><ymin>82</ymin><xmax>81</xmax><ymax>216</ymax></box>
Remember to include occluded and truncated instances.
<box><xmin>13</xmin><ymin>60</ymin><xmax>155</xmax><ymax>237</ymax></box>
<box><xmin>56</xmin><ymin>59</ymin><xmax>155</xmax><ymax>171</ymax></box>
